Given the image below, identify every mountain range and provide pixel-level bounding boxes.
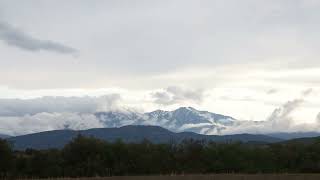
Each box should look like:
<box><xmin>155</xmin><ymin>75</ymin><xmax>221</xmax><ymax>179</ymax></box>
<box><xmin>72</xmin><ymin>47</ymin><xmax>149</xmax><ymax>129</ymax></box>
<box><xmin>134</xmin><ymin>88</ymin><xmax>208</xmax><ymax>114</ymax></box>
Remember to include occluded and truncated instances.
<box><xmin>3</xmin><ymin>106</ymin><xmax>320</xmax><ymax>150</ymax></box>
<box><xmin>8</xmin><ymin>125</ymin><xmax>282</xmax><ymax>150</ymax></box>
<box><xmin>93</xmin><ymin>107</ymin><xmax>320</xmax><ymax>139</ymax></box>
<box><xmin>95</xmin><ymin>107</ymin><xmax>237</xmax><ymax>135</ymax></box>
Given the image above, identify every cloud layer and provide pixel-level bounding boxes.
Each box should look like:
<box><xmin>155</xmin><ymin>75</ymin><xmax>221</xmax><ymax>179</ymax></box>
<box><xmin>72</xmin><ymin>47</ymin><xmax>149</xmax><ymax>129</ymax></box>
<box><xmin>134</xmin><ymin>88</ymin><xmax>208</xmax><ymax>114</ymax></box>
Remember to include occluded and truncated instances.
<box><xmin>0</xmin><ymin>22</ymin><xmax>77</xmax><ymax>54</ymax></box>
<box><xmin>0</xmin><ymin>94</ymin><xmax>121</xmax><ymax>116</ymax></box>
<box><xmin>0</xmin><ymin>112</ymin><xmax>104</xmax><ymax>136</ymax></box>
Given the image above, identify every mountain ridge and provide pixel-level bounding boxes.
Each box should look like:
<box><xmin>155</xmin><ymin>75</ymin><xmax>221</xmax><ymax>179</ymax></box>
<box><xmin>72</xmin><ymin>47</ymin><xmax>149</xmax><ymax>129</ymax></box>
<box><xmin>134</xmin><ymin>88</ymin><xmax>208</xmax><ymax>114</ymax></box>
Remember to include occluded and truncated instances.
<box><xmin>8</xmin><ymin>125</ymin><xmax>282</xmax><ymax>150</ymax></box>
<box><xmin>95</xmin><ymin>106</ymin><xmax>237</xmax><ymax>135</ymax></box>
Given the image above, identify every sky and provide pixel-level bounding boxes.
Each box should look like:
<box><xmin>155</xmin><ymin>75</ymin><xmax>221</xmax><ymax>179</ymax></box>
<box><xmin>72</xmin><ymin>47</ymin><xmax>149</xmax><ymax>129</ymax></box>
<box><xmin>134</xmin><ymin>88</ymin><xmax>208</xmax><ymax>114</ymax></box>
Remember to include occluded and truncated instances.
<box><xmin>0</xmin><ymin>0</ymin><xmax>320</xmax><ymax>135</ymax></box>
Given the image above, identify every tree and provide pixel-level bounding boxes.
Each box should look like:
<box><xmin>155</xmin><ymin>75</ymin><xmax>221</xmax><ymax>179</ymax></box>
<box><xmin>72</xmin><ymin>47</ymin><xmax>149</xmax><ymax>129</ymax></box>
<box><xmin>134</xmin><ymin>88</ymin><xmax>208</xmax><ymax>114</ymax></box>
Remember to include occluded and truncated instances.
<box><xmin>62</xmin><ymin>134</ymin><xmax>110</xmax><ymax>177</ymax></box>
<box><xmin>0</xmin><ymin>139</ymin><xmax>13</xmax><ymax>177</ymax></box>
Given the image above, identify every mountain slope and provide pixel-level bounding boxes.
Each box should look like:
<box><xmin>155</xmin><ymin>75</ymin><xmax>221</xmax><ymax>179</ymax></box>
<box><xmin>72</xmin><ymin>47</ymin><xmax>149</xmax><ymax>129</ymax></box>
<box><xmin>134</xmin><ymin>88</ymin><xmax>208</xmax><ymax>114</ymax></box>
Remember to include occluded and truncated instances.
<box><xmin>8</xmin><ymin>125</ymin><xmax>282</xmax><ymax>150</ymax></box>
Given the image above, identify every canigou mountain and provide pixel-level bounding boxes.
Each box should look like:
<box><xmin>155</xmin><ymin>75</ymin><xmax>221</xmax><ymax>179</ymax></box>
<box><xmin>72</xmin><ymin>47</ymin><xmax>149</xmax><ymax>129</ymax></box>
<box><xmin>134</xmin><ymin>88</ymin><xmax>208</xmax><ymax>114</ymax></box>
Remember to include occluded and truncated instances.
<box><xmin>95</xmin><ymin>107</ymin><xmax>237</xmax><ymax>135</ymax></box>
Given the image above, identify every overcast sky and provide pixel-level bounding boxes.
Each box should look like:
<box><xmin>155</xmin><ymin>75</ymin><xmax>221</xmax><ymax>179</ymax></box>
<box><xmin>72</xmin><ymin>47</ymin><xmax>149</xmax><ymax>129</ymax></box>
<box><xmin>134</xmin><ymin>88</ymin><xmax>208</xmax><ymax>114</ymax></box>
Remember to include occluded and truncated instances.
<box><xmin>0</xmin><ymin>0</ymin><xmax>320</xmax><ymax>135</ymax></box>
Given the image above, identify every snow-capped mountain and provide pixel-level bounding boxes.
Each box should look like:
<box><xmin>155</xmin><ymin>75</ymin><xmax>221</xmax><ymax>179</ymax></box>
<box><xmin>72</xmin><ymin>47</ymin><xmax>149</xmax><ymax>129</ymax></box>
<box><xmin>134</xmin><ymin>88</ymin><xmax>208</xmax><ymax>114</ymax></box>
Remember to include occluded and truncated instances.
<box><xmin>95</xmin><ymin>107</ymin><xmax>237</xmax><ymax>135</ymax></box>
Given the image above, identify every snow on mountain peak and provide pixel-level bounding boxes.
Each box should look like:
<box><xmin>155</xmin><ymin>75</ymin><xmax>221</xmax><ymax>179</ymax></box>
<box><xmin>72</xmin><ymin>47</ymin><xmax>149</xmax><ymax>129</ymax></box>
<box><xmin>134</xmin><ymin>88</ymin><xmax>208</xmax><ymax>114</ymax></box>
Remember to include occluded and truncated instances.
<box><xmin>93</xmin><ymin>107</ymin><xmax>237</xmax><ymax>135</ymax></box>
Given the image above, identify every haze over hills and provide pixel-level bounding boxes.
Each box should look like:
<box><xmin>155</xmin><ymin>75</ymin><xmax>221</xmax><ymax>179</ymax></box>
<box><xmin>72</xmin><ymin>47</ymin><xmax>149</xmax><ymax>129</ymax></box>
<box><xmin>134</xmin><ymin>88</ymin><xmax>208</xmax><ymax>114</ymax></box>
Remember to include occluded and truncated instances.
<box><xmin>8</xmin><ymin>125</ymin><xmax>282</xmax><ymax>150</ymax></box>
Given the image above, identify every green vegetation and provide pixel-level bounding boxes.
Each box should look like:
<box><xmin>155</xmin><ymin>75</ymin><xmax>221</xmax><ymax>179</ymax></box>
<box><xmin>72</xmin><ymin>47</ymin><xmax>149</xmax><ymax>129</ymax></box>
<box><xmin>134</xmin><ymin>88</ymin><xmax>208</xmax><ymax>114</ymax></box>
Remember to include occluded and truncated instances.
<box><xmin>1</xmin><ymin>135</ymin><xmax>320</xmax><ymax>178</ymax></box>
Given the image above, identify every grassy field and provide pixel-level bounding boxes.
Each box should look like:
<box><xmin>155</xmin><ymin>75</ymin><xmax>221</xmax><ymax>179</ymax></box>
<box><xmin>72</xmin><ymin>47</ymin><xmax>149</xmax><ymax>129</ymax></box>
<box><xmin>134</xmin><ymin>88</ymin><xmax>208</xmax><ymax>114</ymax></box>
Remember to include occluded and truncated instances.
<box><xmin>15</xmin><ymin>174</ymin><xmax>320</xmax><ymax>180</ymax></box>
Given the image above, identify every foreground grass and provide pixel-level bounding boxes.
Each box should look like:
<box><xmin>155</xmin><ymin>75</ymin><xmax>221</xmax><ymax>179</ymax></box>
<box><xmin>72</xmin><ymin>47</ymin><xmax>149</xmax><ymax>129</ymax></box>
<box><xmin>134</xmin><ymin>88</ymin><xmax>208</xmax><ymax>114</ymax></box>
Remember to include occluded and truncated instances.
<box><xmin>12</xmin><ymin>174</ymin><xmax>320</xmax><ymax>180</ymax></box>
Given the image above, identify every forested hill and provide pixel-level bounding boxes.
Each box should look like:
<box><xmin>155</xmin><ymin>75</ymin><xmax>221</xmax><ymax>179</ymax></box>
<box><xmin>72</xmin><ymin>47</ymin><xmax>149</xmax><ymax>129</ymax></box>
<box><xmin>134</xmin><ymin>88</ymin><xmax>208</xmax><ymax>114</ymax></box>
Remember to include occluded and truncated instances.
<box><xmin>0</xmin><ymin>134</ymin><xmax>10</xmax><ymax>139</ymax></box>
<box><xmin>2</xmin><ymin>135</ymin><xmax>320</xmax><ymax>178</ymax></box>
<box><xmin>8</xmin><ymin>125</ymin><xmax>282</xmax><ymax>150</ymax></box>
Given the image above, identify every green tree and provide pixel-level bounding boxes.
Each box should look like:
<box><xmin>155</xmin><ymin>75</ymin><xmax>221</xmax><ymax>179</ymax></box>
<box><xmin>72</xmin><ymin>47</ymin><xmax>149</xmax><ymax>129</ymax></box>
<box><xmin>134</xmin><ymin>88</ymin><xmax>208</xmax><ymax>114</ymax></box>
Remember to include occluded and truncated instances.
<box><xmin>0</xmin><ymin>139</ymin><xmax>13</xmax><ymax>177</ymax></box>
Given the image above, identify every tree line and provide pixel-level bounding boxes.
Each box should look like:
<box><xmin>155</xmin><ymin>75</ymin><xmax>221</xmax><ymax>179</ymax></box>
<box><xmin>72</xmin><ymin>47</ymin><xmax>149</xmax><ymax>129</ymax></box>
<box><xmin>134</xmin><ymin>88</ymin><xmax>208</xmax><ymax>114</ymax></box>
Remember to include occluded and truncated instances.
<box><xmin>1</xmin><ymin>135</ymin><xmax>320</xmax><ymax>178</ymax></box>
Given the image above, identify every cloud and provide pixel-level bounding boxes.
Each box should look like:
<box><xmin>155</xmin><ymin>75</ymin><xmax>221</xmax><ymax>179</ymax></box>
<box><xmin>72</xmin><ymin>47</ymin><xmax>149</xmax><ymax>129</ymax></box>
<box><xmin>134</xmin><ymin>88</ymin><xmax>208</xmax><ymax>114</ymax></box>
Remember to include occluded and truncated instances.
<box><xmin>0</xmin><ymin>21</ymin><xmax>77</xmax><ymax>54</ymax></box>
<box><xmin>302</xmin><ymin>88</ymin><xmax>313</xmax><ymax>96</ymax></box>
<box><xmin>0</xmin><ymin>94</ymin><xmax>122</xmax><ymax>136</ymax></box>
<box><xmin>151</xmin><ymin>86</ymin><xmax>206</xmax><ymax>105</ymax></box>
<box><xmin>0</xmin><ymin>94</ymin><xmax>121</xmax><ymax>116</ymax></box>
<box><xmin>264</xmin><ymin>88</ymin><xmax>314</xmax><ymax>131</ymax></box>
<box><xmin>221</xmin><ymin>89</ymin><xmax>316</xmax><ymax>134</ymax></box>
<box><xmin>267</xmin><ymin>89</ymin><xmax>278</xmax><ymax>94</ymax></box>
<box><xmin>267</xmin><ymin>99</ymin><xmax>304</xmax><ymax>130</ymax></box>
<box><xmin>316</xmin><ymin>113</ymin><xmax>320</xmax><ymax>124</ymax></box>
<box><xmin>0</xmin><ymin>112</ymin><xmax>104</xmax><ymax>136</ymax></box>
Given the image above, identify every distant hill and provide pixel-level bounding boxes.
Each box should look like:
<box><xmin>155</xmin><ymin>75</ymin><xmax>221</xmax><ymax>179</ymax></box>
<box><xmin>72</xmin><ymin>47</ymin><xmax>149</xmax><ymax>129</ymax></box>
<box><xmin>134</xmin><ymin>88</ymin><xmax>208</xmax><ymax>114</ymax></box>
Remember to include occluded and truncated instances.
<box><xmin>280</xmin><ymin>136</ymin><xmax>320</xmax><ymax>145</ymax></box>
<box><xmin>268</xmin><ymin>132</ymin><xmax>320</xmax><ymax>140</ymax></box>
<box><xmin>8</xmin><ymin>125</ymin><xmax>282</xmax><ymax>150</ymax></box>
<box><xmin>0</xmin><ymin>134</ymin><xmax>10</xmax><ymax>139</ymax></box>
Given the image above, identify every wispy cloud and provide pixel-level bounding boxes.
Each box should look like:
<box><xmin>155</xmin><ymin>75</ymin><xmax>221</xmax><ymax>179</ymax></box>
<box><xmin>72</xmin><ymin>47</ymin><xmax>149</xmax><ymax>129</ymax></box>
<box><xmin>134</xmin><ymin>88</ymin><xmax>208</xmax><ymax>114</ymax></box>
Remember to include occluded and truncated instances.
<box><xmin>0</xmin><ymin>21</ymin><xmax>77</xmax><ymax>54</ymax></box>
<box><xmin>151</xmin><ymin>86</ymin><xmax>206</xmax><ymax>105</ymax></box>
<box><xmin>0</xmin><ymin>112</ymin><xmax>104</xmax><ymax>136</ymax></box>
<box><xmin>267</xmin><ymin>99</ymin><xmax>304</xmax><ymax>130</ymax></box>
<box><xmin>267</xmin><ymin>89</ymin><xmax>278</xmax><ymax>95</ymax></box>
<box><xmin>222</xmin><ymin>89</ymin><xmax>317</xmax><ymax>134</ymax></box>
<box><xmin>316</xmin><ymin>113</ymin><xmax>320</xmax><ymax>123</ymax></box>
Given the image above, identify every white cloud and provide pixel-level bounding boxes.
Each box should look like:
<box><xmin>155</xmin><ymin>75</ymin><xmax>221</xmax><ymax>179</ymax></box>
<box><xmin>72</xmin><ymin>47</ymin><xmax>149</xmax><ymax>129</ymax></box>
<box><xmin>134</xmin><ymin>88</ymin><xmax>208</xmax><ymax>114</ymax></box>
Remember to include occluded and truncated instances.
<box><xmin>267</xmin><ymin>99</ymin><xmax>303</xmax><ymax>131</ymax></box>
<box><xmin>316</xmin><ymin>113</ymin><xmax>320</xmax><ymax>124</ymax></box>
<box><xmin>221</xmin><ymin>89</ymin><xmax>319</xmax><ymax>134</ymax></box>
<box><xmin>151</xmin><ymin>86</ymin><xmax>206</xmax><ymax>105</ymax></box>
<box><xmin>0</xmin><ymin>112</ymin><xmax>104</xmax><ymax>136</ymax></box>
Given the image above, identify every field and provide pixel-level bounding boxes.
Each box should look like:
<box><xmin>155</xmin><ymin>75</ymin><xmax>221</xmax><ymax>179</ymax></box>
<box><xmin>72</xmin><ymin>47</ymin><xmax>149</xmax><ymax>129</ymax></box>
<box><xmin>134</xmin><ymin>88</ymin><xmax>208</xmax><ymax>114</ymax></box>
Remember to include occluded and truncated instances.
<box><xmin>16</xmin><ymin>174</ymin><xmax>320</xmax><ymax>180</ymax></box>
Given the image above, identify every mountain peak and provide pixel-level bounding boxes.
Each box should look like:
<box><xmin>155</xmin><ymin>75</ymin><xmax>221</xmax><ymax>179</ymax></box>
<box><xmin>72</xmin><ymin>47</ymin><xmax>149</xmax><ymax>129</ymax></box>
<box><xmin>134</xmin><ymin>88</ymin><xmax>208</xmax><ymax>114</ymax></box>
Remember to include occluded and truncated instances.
<box><xmin>175</xmin><ymin>106</ymin><xmax>197</xmax><ymax>112</ymax></box>
<box><xmin>93</xmin><ymin>107</ymin><xmax>237</xmax><ymax>135</ymax></box>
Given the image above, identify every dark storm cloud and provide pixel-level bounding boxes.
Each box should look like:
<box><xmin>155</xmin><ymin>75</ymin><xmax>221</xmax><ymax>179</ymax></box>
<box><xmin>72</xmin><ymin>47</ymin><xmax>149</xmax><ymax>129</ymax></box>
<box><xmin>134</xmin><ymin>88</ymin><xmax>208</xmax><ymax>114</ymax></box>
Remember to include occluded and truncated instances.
<box><xmin>0</xmin><ymin>22</ymin><xmax>77</xmax><ymax>54</ymax></box>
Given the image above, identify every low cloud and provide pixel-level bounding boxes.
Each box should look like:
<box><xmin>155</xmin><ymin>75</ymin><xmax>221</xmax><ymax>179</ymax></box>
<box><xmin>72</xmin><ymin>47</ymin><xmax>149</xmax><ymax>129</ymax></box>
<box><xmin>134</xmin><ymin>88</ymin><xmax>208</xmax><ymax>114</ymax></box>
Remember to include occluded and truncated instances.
<box><xmin>222</xmin><ymin>89</ymin><xmax>316</xmax><ymax>134</ymax></box>
<box><xmin>264</xmin><ymin>88</ymin><xmax>313</xmax><ymax>131</ymax></box>
<box><xmin>151</xmin><ymin>86</ymin><xmax>205</xmax><ymax>105</ymax></box>
<box><xmin>0</xmin><ymin>94</ymin><xmax>121</xmax><ymax>116</ymax></box>
<box><xmin>267</xmin><ymin>99</ymin><xmax>304</xmax><ymax>131</ymax></box>
<box><xmin>0</xmin><ymin>94</ymin><xmax>121</xmax><ymax>136</ymax></box>
<box><xmin>0</xmin><ymin>112</ymin><xmax>104</xmax><ymax>136</ymax></box>
<box><xmin>316</xmin><ymin>113</ymin><xmax>320</xmax><ymax>124</ymax></box>
<box><xmin>0</xmin><ymin>22</ymin><xmax>77</xmax><ymax>54</ymax></box>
